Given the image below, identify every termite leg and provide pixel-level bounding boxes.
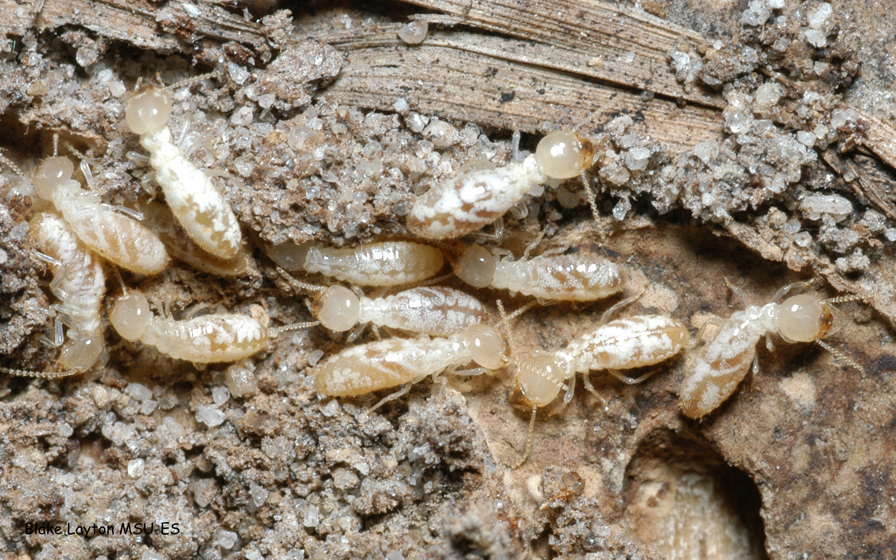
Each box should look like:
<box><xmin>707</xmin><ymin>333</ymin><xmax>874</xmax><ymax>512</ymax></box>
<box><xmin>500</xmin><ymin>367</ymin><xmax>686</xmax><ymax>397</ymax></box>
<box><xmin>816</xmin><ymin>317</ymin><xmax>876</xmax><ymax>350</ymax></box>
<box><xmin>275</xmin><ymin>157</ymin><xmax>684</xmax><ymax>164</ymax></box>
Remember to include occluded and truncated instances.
<box><xmin>770</xmin><ymin>279</ymin><xmax>814</xmax><ymax>303</ymax></box>
<box><xmin>597</xmin><ymin>288</ymin><xmax>645</xmax><ymax>325</ymax></box>
<box><xmin>365</xmin><ymin>372</ymin><xmax>431</xmax><ymax>414</ymax></box>
<box><xmin>606</xmin><ymin>367</ymin><xmax>659</xmax><ymax>385</ymax></box>
<box><xmin>582</xmin><ymin>374</ymin><xmax>607</xmax><ymax>406</ymax></box>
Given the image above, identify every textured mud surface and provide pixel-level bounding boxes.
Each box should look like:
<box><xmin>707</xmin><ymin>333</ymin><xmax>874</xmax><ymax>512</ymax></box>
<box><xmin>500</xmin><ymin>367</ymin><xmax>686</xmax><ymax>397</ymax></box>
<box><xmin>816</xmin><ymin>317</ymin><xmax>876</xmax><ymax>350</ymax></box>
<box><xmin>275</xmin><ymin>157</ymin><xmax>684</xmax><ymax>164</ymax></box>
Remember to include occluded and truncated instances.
<box><xmin>1</xmin><ymin>1</ymin><xmax>896</xmax><ymax>559</ymax></box>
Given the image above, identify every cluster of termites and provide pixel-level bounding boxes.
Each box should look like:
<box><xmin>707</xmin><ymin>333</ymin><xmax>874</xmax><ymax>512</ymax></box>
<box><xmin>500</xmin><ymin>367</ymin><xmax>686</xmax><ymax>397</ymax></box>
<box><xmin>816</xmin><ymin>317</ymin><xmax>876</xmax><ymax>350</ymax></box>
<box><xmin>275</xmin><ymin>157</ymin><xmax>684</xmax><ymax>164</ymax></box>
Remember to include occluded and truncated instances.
<box><xmin>0</xmin><ymin>73</ymin><xmax>867</xmax><ymax>470</ymax></box>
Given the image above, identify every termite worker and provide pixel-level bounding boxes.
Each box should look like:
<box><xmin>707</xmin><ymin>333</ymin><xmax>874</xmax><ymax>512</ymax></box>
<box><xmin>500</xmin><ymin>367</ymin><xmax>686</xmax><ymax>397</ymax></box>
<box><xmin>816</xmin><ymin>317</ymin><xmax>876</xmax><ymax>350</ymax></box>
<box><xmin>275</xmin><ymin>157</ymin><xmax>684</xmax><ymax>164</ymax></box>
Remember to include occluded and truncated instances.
<box><xmin>1</xmin><ymin>213</ymin><xmax>106</xmax><ymax>378</ymax></box>
<box><xmin>266</xmin><ymin>240</ymin><xmax>445</xmax><ymax>287</ymax></box>
<box><xmin>508</xmin><ymin>295</ymin><xmax>688</xmax><ymax>466</ymax></box>
<box><xmin>407</xmin><ymin>131</ymin><xmax>595</xmax><ymax>239</ymax></box>
<box><xmin>2</xmin><ymin>154</ymin><xmax>168</xmax><ymax>275</ymax></box>
<box><xmin>108</xmin><ymin>290</ymin><xmax>317</xmax><ymax>365</ymax></box>
<box><xmin>140</xmin><ymin>201</ymin><xmax>250</xmax><ymax>276</ymax></box>
<box><xmin>125</xmin><ymin>82</ymin><xmax>243</xmax><ymax>260</ymax></box>
<box><xmin>278</xmin><ymin>269</ymin><xmax>488</xmax><ymax>337</ymax></box>
<box><xmin>315</xmin><ymin>324</ymin><xmax>506</xmax><ymax>409</ymax></box>
<box><xmin>454</xmin><ymin>243</ymin><xmax>623</xmax><ymax>301</ymax></box>
<box><xmin>679</xmin><ymin>282</ymin><xmax>865</xmax><ymax>419</ymax></box>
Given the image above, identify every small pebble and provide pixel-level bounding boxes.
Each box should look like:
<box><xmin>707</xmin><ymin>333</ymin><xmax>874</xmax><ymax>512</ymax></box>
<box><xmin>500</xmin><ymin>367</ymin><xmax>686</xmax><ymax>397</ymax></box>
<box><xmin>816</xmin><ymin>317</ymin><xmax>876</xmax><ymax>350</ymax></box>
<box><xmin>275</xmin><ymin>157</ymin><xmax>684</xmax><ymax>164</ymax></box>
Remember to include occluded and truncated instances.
<box><xmin>398</xmin><ymin>21</ymin><xmax>428</xmax><ymax>45</ymax></box>
<box><xmin>128</xmin><ymin>458</ymin><xmax>145</xmax><ymax>478</ymax></box>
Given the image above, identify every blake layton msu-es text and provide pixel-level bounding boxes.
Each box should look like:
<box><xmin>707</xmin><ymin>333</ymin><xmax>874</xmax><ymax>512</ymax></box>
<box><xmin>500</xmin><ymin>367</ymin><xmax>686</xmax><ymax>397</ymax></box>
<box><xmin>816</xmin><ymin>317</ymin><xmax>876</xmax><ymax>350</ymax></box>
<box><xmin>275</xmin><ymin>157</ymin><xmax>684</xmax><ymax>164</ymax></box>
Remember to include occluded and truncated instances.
<box><xmin>25</xmin><ymin>522</ymin><xmax>181</xmax><ymax>537</ymax></box>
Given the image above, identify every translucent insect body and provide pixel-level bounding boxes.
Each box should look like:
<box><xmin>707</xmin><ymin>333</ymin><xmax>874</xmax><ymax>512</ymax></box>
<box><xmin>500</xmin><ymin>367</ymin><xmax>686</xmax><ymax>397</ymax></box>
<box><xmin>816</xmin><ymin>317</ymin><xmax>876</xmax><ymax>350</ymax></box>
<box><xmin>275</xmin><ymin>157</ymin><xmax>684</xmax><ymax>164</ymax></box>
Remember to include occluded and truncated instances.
<box><xmin>679</xmin><ymin>283</ymin><xmax>865</xmax><ymax>419</ymax></box>
<box><xmin>31</xmin><ymin>156</ymin><xmax>168</xmax><ymax>275</ymax></box>
<box><xmin>454</xmin><ymin>244</ymin><xmax>624</xmax><ymax>301</ymax></box>
<box><xmin>408</xmin><ymin>131</ymin><xmax>595</xmax><ymax>239</ymax></box>
<box><xmin>126</xmin><ymin>84</ymin><xmax>243</xmax><ymax>260</ymax></box>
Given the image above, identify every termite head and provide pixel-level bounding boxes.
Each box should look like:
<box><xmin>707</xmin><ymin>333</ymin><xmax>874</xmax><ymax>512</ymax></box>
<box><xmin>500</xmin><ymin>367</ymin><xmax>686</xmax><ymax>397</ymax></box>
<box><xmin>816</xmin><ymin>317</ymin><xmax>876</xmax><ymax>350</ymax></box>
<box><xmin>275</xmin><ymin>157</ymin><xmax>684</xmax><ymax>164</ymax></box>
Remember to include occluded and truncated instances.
<box><xmin>60</xmin><ymin>332</ymin><xmax>105</xmax><ymax>372</ymax></box>
<box><xmin>511</xmin><ymin>352</ymin><xmax>565</xmax><ymax>408</ymax></box>
<box><xmin>776</xmin><ymin>294</ymin><xmax>835</xmax><ymax>343</ymax></box>
<box><xmin>125</xmin><ymin>85</ymin><xmax>173</xmax><ymax>135</ymax></box>
<box><xmin>534</xmin><ymin>131</ymin><xmax>595</xmax><ymax>180</ymax></box>
<box><xmin>109</xmin><ymin>291</ymin><xmax>153</xmax><ymax>342</ymax></box>
<box><xmin>266</xmin><ymin>240</ymin><xmax>314</xmax><ymax>271</ymax></box>
<box><xmin>461</xmin><ymin>324</ymin><xmax>506</xmax><ymax>370</ymax></box>
<box><xmin>310</xmin><ymin>286</ymin><xmax>360</xmax><ymax>332</ymax></box>
<box><xmin>33</xmin><ymin>157</ymin><xmax>74</xmax><ymax>200</ymax></box>
<box><xmin>454</xmin><ymin>244</ymin><xmax>497</xmax><ymax>288</ymax></box>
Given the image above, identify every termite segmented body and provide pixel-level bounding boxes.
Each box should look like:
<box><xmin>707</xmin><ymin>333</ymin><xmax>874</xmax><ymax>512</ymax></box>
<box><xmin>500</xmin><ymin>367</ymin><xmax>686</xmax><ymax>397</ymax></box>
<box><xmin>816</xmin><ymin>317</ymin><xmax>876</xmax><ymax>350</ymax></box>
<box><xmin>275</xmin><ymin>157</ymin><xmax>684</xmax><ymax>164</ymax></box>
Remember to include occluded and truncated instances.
<box><xmin>268</xmin><ymin>240</ymin><xmax>445</xmax><ymax>287</ymax></box>
<box><xmin>454</xmin><ymin>244</ymin><xmax>623</xmax><ymax>301</ymax></box>
<box><xmin>108</xmin><ymin>291</ymin><xmax>316</xmax><ymax>364</ymax></box>
<box><xmin>514</xmin><ymin>315</ymin><xmax>689</xmax><ymax>409</ymax></box>
<box><xmin>140</xmin><ymin>202</ymin><xmax>250</xmax><ymax>276</ymax></box>
<box><xmin>125</xmin><ymin>84</ymin><xmax>242</xmax><ymax>260</ymax></box>
<box><xmin>505</xmin><ymin>297</ymin><xmax>687</xmax><ymax>467</ymax></box>
<box><xmin>679</xmin><ymin>285</ymin><xmax>864</xmax><ymax>419</ymax></box>
<box><xmin>32</xmin><ymin>156</ymin><xmax>168</xmax><ymax>275</ymax></box>
<box><xmin>315</xmin><ymin>324</ymin><xmax>506</xmax><ymax>397</ymax></box>
<box><xmin>408</xmin><ymin>131</ymin><xmax>594</xmax><ymax>239</ymax></box>
<box><xmin>280</xmin><ymin>270</ymin><xmax>487</xmax><ymax>336</ymax></box>
<box><xmin>29</xmin><ymin>213</ymin><xmax>106</xmax><ymax>373</ymax></box>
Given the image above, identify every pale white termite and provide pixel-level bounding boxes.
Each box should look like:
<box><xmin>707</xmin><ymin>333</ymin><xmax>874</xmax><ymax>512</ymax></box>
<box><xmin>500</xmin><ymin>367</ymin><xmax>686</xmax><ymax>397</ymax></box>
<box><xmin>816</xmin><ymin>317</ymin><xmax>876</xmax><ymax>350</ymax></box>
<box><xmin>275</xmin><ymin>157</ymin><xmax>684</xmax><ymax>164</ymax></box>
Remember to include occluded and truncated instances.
<box><xmin>407</xmin><ymin>130</ymin><xmax>595</xmax><ymax>239</ymax></box>
<box><xmin>315</xmin><ymin>324</ymin><xmax>507</xmax><ymax>409</ymax></box>
<box><xmin>140</xmin><ymin>201</ymin><xmax>250</xmax><ymax>276</ymax></box>
<box><xmin>0</xmin><ymin>213</ymin><xmax>106</xmax><ymax>378</ymax></box>
<box><xmin>108</xmin><ymin>290</ymin><xmax>317</xmax><ymax>365</ymax></box>
<box><xmin>454</xmin><ymin>243</ymin><xmax>624</xmax><ymax>301</ymax></box>
<box><xmin>266</xmin><ymin>240</ymin><xmax>445</xmax><ymax>287</ymax></box>
<box><xmin>8</xmin><ymin>154</ymin><xmax>168</xmax><ymax>275</ymax></box>
<box><xmin>679</xmin><ymin>282</ymin><xmax>865</xmax><ymax>419</ymax></box>
<box><xmin>508</xmin><ymin>295</ymin><xmax>688</xmax><ymax>466</ymax></box>
<box><xmin>278</xmin><ymin>269</ymin><xmax>488</xmax><ymax>337</ymax></box>
<box><xmin>125</xmin><ymin>83</ymin><xmax>243</xmax><ymax>260</ymax></box>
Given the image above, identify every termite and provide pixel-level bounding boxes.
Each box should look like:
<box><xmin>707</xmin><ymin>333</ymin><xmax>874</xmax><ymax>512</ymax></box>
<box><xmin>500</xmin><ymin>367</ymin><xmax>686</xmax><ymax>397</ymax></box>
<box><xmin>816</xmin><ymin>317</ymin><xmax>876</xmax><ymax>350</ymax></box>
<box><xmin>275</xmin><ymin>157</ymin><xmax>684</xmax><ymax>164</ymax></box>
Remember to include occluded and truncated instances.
<box><xmin>679</xmin><ymin>281</ymin><xmax>865</xmax><ymax>419</ymax></box>
<box><xmin>508</xmin><ymin>294</ymin><xmax>688</xmax><ymax>466</ymax></box>
<box><xmin>2</xmin><ymin>153</ymin><xmax>168</xmax><ymax>275</ymax></box>
<box><xmin>125</xmin><ymin>80</ymin><xmax>243</xmax><ymax>260</ymax></box>
<box><xmin>278</xmin><ymin>269</ymin><xmax>488</xmax><ymax>338</ymax></box>
<box><xmin>407</xmin><ymin>130</ymin><xmax>595</xmax><ymax>239</ymax></box>
<box><xmin>140</xmin><ymin>201</ymin><xmax>250</xmax><ymax>276</ymax></box>
<box><xmin>453</xmin><ymin>243</ymin><xmax>623</xmax><ymax>301</ymax></box>
<box><xmin>266</xmin><ymin>240</ymin><xmax>445</xmax><ymax>287</ymax></box>
<box><xmin>315</xmin><ymin>323</ymin><xmax>507</xmax><ymax>410</ymax></box>
<box><xmin>107</xmin><ymin>289</ymin><xmax>317</xmax><ymax>365</ymax></box>
<box><xmin>1</xmin><ymin>213</ymin><xmax>106</xmax><ymax>378</ymax></box>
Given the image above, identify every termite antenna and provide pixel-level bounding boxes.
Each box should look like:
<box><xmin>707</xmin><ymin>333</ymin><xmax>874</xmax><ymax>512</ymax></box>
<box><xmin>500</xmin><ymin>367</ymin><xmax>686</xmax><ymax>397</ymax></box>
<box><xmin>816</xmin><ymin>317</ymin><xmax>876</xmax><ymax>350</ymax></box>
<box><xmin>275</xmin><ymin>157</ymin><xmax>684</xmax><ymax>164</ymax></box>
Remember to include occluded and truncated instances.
<box><xmin>0</xmin><ymin>366</ymin><xmax>76</xmax><ymax>379</ymax></box>
<box><xmin>0</xmin><ymin>152</ymin><xmax>26</xmax><ymax>181</ymax></box>
<box><xmin>815</xmin><ymin>339</ymin><xmax>866</xmax><ymax>374</ymax></box>
<box><xmin>269</xmin><ymin>321</ymin><xmax>320</xmax><ymax>336</ymax></box>
<box><xmin>276</xmin><ymin>266</ymin><xmax>327</xmax><ymax>294</ymax></box>
<box><xmin>496</xmin><ymin>299</ymin><xmax>536</xmax><ymax>359</ymax></box>
<box><xmin>822</xmin><ymin>294</ymin><xmax>865</xmax><ymax>305</ymax></box>
<box><xmin>52</xmin><ymin>133</ymin><xmax>59</xmax><ymax>157</ymax></box>
<box><xmin>508</xmin><ymin>404</ymin><xmax>538</xmax><ymax>469</ymax></box>
<box><xmin>412</xmin><ymin>272</ymin><xmax>455</xmax><ymax>288</ymax></box>
<box><xmin>166</xmin><ymin>72</ymin><xmax>218</xmax><ymax>92</ymax></box>
<box><xmin>582</xmin><ymin>173</ymin><xmax>600</xmax><ymax>223</ymax></box>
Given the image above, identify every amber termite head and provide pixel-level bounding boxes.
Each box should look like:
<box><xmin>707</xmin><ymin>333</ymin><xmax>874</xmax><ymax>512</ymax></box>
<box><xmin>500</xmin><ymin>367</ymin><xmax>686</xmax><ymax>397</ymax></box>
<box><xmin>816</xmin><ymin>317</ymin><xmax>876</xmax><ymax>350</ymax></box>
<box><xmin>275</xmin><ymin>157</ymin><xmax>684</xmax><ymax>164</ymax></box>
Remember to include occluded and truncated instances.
<box><xmin>33</xmin><ymin>156</ymin><xmax>75</xmax><ymax>200</ymax></box>
<box><xmin>462</xmin><ymin>323</ymin><xmax>507</xmax><ymax>370</ymax></box>
<box><xmin>511</xmin><ymin>352</ymin><xmax>566</xmax><ymax>408</ymax></box>
<box><xmin>534</xmin><ymin>131</ymin><xmax>595</xmax><ymax>180</ymax></box>
<box><xmin>125</xmin><ymin>85</ymin><xmax>173</xmax><ymax>135</ymax></box>
<box><xmin>109</xmin><ymin>291</ymin><xmax>153</xmax><ymax>342</ymax></box>
<box><xmin>454</xmin><ymin>244</ymin><xmax>497</xmax><ymax>288</ymax></box>
<box><xmin>310</xmin><ymin>286</ymin><xmax>361</xmax><ymax>332</ymax></box>
<box><xmin>776</xmin><ymin>294</ymin><xmax>835</xmax><ymax>343</ymax></box>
